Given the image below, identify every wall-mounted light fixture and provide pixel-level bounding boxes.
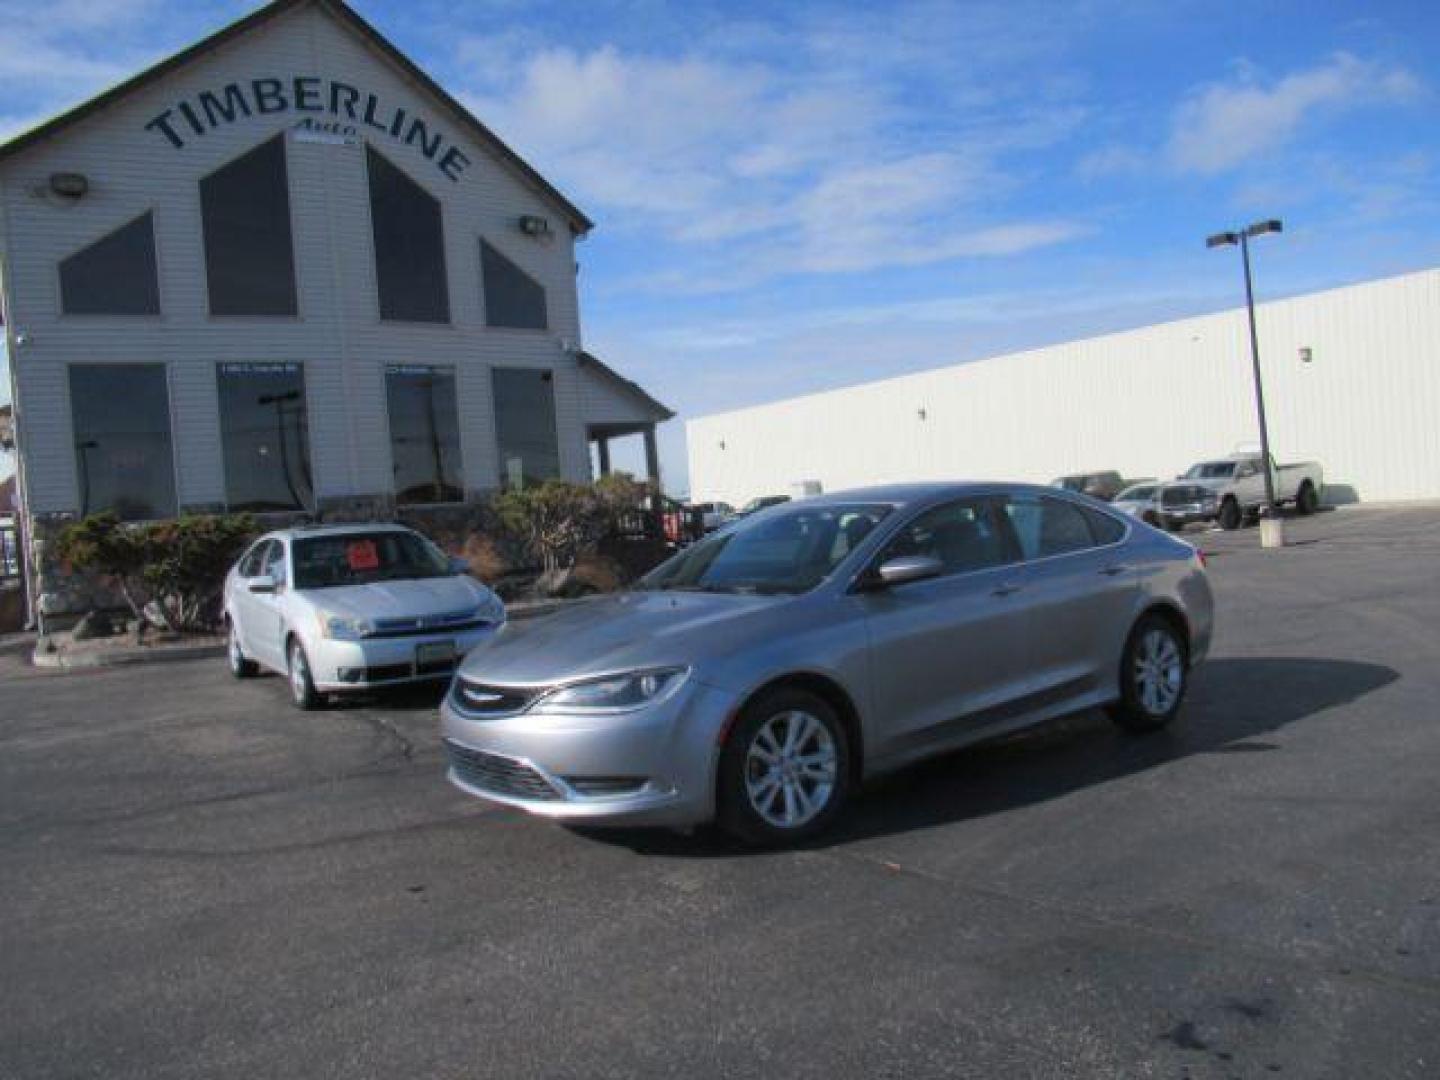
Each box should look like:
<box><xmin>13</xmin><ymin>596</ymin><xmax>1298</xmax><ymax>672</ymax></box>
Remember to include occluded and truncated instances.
<box><xmin>519</xmin><ymin>214</ymin><xmax>552</xmax><ymax>238</ymax></box>
<box><xmin>1299</xmin><ymin>346</ymin><xmax>1313</xmax><ymax>364</ymax></box>
<box><xmin>48</xmin><ymin>172</ymin><xmax>89</xmax><ymax>200</ymax></box>
<box><xmin>718</xmin><ymin>440</ymin><xmax>727</xmax><ymax>451</ymax></box>
<box><xmin>917</xmin><ymin>407</ymin><xmax>928</xmax><ymax>421</ymax></box>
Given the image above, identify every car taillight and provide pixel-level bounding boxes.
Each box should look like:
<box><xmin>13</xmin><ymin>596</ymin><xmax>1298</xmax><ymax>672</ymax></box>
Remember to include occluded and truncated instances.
<box><xmin>1194</xmin><ymin>549</ymin><xmax>1207</xmax><ymax>569</ymax></box>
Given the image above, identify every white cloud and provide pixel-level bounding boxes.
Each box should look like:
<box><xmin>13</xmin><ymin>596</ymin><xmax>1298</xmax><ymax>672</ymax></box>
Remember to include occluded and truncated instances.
<box><xmin>1167</xmin><ymin>52</ymin><xmax>1423</xmax><ymax>175</ymax></box>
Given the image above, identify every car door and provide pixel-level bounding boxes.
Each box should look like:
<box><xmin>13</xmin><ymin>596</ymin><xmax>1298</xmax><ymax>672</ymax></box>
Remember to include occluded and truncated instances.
<box><xmin>230</xmin><ymin>540</ymin><xmax>276</xmax><ymax>665</ymax></box>
<box><xmin>860</xmin><ymin>496</ymin><xmax>1031</xmax><ymax>762</ymax></box>
<box><xmin>1001</xmin><ymin>493</ymin><xmax>1138</xmax><ymax>703</ymax></box>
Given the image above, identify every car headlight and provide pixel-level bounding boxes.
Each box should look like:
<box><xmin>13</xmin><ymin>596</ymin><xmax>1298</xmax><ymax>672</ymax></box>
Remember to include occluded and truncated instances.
<box><xmin>531</xmin><ymin>667</ymin><xmax>689</xmax><ymax>715</ymax></box>
<box><xmin>317</xmin><ymin>612</ymin><xmax>376</xmax><ymax>640</ymax></box>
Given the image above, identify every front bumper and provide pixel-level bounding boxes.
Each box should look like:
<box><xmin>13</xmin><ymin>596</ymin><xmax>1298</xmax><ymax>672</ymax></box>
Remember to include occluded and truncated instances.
<box><xmin>308</xmin><ymin>623</ymin><xmax>501</xmax><ymax>692</ymax></box>
<box><xmin>440</xmin><ymin>678</ymin><xmax>738</xmax><ymax>827</ymax></box>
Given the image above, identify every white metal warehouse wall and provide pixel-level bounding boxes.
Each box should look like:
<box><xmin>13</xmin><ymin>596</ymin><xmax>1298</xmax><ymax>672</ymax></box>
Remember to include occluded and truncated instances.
<box><xmin>687</xmin><ymin>268</ymin><xmax>1440</xmax><ymax>506</ymax></box>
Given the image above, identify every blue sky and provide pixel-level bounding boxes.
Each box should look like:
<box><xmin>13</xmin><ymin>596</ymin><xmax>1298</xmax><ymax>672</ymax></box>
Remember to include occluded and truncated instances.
<box><xmin>2</xmin><ymin>0</ymin><xmax>1439</xmax><ymax>492</ymax></box>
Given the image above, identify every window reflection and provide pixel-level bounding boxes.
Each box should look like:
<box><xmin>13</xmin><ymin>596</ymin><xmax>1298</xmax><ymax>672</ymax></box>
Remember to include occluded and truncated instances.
<box><xmin>492</xmin><ymin>367</ymin><xmax>560</xmax><ymax>490</ymax></box>
<box><xmin>70</xmin><ymin>364</ymin><xmax>176</xmax><ymax>520</ymax></box>
<box><xmin>217</xmin><ymin>363</ymin><xmax>313</xmax><ymax>511</ymax></box>
<box><xmin>387</xmin><ymin>365</ymin><xmax>463</xmax><ymax>504</ymax></box>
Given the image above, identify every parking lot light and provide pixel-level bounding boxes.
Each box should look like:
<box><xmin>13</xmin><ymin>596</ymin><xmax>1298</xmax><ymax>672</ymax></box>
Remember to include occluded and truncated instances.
<box><xmin>1206</xmin><ymin>219</ymin><xmax>1284</xmax><ymax>516</ymax></box>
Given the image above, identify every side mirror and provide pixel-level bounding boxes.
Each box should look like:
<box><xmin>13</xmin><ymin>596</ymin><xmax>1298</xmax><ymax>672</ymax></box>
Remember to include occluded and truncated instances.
<box><xmin>873</xmin><ymin>555</ymin><xmax>945</xmax><ymax>588</ymax></box>
<box><xmin>449</xmin><ymin>556</ymin><xmax>471</xmax><ymax>575</ymax></box>
<box><xmin>248</xmin><ymin>574</ymin><xmax>277</xmax><ymax>594</ymax></box>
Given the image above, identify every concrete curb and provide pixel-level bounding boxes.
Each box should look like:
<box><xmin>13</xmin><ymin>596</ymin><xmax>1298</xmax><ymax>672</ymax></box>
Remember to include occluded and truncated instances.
<box><xmin>32</xmin><ymin>640</ymin><xmax>226</xmax><ymax>671</ymax></box>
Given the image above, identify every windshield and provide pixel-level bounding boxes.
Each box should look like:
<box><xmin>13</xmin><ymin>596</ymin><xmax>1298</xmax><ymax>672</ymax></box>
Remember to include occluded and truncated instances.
<box><xmin>640</xmin><ymin>502</ymin><xmax>891</xmax><ymax>595</ymax></box>
<box><xmin>292</xmin><ymin>531</ymin><xmax>451</xmax><ymax>589</ymax></box>
<box><xmin>1185</xmin><ymin>462</ymin><xmax>1236</xmax><ymax>479</ymax></box>
<box><xmin>1117</xmin><ymin>484</ymin><xmax>1156</xmax><ymax>501</ymax></box>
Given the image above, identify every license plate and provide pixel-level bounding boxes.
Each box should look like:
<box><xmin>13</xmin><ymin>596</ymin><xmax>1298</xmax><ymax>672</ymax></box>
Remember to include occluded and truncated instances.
<box><xmin>416</xmin><ymin>641</ymin><xmax>456</xmax><ymax>668</ymax></box>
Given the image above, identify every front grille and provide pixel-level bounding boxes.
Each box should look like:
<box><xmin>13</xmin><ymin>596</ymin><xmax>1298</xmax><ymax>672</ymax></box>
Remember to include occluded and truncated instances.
<box><xmin>445</xmin><ymin>741</ymin><xmax>559</xmax><ymax>801</ymax></box>
<box><xmin>1162</xmin><ymin>486</ymin><xmax>1209</xmax><ymax>507</ymax></box>
<box><xmin>564</xmin><ymin>776</ymin><xmax>647</xmax><ymax>797</ymax></box>
<box><xmin>451</xmin><ymin>677</ymin><xmax>542</xmax><ymax>717</ymax></box>
<box><xmin>368</xmin><ymin>614</ymin><xmax>492</xmax><ymax>639</ymax></box>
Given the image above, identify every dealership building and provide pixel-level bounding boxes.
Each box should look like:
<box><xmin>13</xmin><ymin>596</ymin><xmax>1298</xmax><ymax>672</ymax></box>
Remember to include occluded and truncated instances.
<box><xmin>688</xmin><ymin>268</ymin><xmax>1440</xmax><ymax>508</ymax></box>
<box><xmin>0</xmin><ymin>0</ymin><xmax>671</xmax><ymax>625</ymax></box>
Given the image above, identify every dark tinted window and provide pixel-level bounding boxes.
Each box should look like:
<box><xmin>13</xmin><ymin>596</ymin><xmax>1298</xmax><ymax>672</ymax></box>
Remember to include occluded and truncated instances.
<box><xmin>237</xmin><ymin>540</ymin><xmax>270</xmax><ymax>577</ymax></box>
<box><xmin>387</xmin><ymin>365</ymin><xmax>462</xmax><ymax>504</ymax></box>
<box><xmin>367</xmin><ymin>147</ymin><xmax>449</xmax><ymax>322</ymax></box>
<box><xmin>1081</xmin><ymin>506</ymin><xmax>1126</xmax><ymax>545</ymax></box>
<box><xmin>70</xmin><ymin>364</ymin><xmax>176</xmax><ymax>520</ymax></box>
<box><xmin>217</xmin><ymin>363</ymin><xmax>313</xmax><ymax>511</ymax></box>
<box><xmin>200</xmin><ymin>136</ymin><xmax>298</xmax><ymax>316</ymax></box>
<box><xmin>1005</xmin><ymin>495</ymin><xmax>1095</xmax><ymax>560</ymax></box>
<box><xmin>480</xmin><ymin>239</ymin><xmax>547</xmax><ymax>329</ymax></box>
<box><xmin>492</xmin><ymin>368</ymin><xmax>559</xmax><ymax>489</ymax></box>
<box><xmin>59</xmin><ymin>212</ymin><xmax>161</xmax><ymax>315</ymax></box>
<box><xmin>880</xmin><ymin>498</ymin><xmax>1016</xmax><ymax>574</ymax></box>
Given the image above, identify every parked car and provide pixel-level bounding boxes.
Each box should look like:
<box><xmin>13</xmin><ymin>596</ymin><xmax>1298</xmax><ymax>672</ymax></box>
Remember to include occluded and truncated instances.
<box><xmin>1180</xmin><ymin>453</ymin><xmax>1323</xmax><ymax>530</ymax></box>
<box><xmin>224</xmin><ymin>524</ymin><xmax>504</xmax><ymax>709</ymax></box>
<box><xmin>690</xmin><ymin>501</ymin><xmax>735</xmax><ymax>533</ymax></box>
<box><xmin>441</xmin><ymin>482</ymin><xmax>1213</xmax><ymax>845</ymax></box>
<box><xmin>1050</xmin><ymin>471</ymin><xmax>1127</xmax><ymax>501</ymax></box>
<box><xmin>1155</xmin><ymin>483</ymin><xmax>1221</xmax><ymax>531</ymax></box>
<box><xmin>1111</xmin><ymin>481</ymin><xmax>1162</xmax><ymax>524</ymax></box>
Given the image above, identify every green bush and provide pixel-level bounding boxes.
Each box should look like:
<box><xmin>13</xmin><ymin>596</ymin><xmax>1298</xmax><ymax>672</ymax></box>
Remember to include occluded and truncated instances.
<box><xmin>491</xmin><ymin>473</ymin><xmax>652</xmax><ymax>575</ymax></box>
<box><xmin>54</xmin><ymin>512</ymin><xmax>256</xmax><ymax>633</ymax></box>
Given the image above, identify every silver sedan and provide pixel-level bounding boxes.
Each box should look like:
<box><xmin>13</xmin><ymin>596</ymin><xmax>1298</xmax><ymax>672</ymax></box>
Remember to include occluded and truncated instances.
<box><xmin>442</xmin><ymin>483</ymin><xmax>1213</xmax><ymax>844</ymax></box>
<box><xmin>224</xmin><ymin>524</ymin><xmax>504</xmax><ymax>709</ymax></box>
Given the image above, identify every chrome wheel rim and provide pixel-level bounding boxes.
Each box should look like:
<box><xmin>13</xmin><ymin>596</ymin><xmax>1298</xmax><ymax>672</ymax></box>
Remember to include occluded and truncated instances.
<box><xmin>1134</xmin><ymin>629</ymin><xmax>1183</xmax><ymax>715</ymax></box>
<box><xmin>744</xmin><ymin>709</ymin><xmax>837</xmax><ymax>829</ymax></box>
<box><xmin>289</xmin><ymin>647</ymin><xmax>308</xmax><ymax>701</ymax></box>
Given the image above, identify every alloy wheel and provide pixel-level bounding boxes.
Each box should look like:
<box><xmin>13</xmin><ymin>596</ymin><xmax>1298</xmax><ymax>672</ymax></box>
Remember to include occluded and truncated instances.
<box><xmin>1133</xmin><ymin>628</ymin><xmax>1183</xmax><ymax>715</ymax></box>
<box><xmin>743</xmin><ymin>709</ymin><xmax>838</xmax><ymax>829</ymax></box>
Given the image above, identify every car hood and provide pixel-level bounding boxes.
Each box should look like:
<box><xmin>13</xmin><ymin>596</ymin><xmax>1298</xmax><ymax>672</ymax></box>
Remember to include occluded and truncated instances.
<box><xmin>457</xmin><ymin>589</ymin><xmax>781</xmax><ymax>686</ymax></box>
<box><xmin>301</xmin><ymin>575</ymin><xmax>500</xmax><ymax>622</ymax></box>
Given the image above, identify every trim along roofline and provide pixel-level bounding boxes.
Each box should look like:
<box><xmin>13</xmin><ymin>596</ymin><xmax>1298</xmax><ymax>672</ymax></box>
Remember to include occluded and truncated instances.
<box><xmin>0</xmin><ymin>0</ymin><xmax>594</xmax><ymax>235</ymax></box>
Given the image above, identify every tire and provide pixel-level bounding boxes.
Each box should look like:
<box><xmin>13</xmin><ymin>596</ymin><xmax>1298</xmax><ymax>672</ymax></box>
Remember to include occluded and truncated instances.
<box><xmin>1296</xmin><ymin>481</ymin><xmax>1319</xmax><ymax>515</ymax></box>
<box><xmin>226</xmin><ymin>620</ymin><xmax>258</xmax><ymax>678</ymax></box>
<box><xmin>286</xmin><ymin>638</ymin><xmax>322</xmax><ymax>710</ymax></box>
<box><xmin>1217</xmin><ymin>497</ymin><xmax>1242</xmax><ymax>531</ymax></box>
<box><xmin>1141</xmin><ymin>512</ymin><xmax>1160</xmax><ymax>528</ymax></box>
<box><xmin>717</xmin><ymin>688</ymin><xmax>850</xmax><ymax>846</ymax></box>
<box><xmin>1108</xmin><ymin>614</ymin><xmax>1189</xmax><ymax>733</ymax></box>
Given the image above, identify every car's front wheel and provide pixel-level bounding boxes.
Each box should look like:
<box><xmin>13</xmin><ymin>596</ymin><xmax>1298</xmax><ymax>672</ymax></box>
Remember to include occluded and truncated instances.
<box><xmin>287</xmin><ymin>638</ymin><xmax>322</xmax><ymax>710</ymax></box>
<box><xmin>1109</xmin><ymin>614</ymin><xmax>1188</xmax><ymax>733</ymax></box>
<box><xmin>717</xmin><ymin>688</ymin><xmax>850</xmax><ymax>846</ymax></box>
<box><xmin>1217</xmin><ymin>497</ymin><xmax>1242</xmax><ymax>530</ymax></box>
<box><xmin>226</xmin><ymin>620</ymin><xmax>258</xmax><ymax>678</ymax></box>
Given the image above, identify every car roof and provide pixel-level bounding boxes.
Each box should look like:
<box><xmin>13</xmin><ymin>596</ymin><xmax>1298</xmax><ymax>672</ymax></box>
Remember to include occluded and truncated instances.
<box><xmin>814</xmin><ymin>481</ymin><xmax>1062</xmax><ymax>508</ymax></box>
<box><xmin>263</xmin><ymin>522</ymin><xmax>417</xmax><ymax>541</ymax></box>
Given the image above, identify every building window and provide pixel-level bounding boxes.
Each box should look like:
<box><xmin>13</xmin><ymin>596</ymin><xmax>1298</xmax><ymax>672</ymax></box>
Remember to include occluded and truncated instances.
<box><xmin>58</xmin><ymin>212</ymin><xmax>161</xmax><ymax>315</ymax></box>
<box><xmin>386</xmin><ymin>365</ymin><xmax>463</xmax><ymax>504</ymax></box>
<box><xmin>69</xmin><ymin>364</ymin><xmax>176</xmax><ymax>520</ymax></box>
<box><xmin>366</xmin><ymin>146</ymin><xmax>449</xmax><ymax>323</ymax></box>
<box><xmin>480</xmin><ymin>239</ymin><xmax>547</xmax><ymax>330</ymax></box>
<box><xmin>217</xmin><ymin>363</ymin><xmax>313</xmax><ymax>511</ymax></box>
<box><xmin>492</xmin><ymin>368</ymin><xmax>560</xmax><ymax>490</ymax></box>
<box><xmin>200</xmin><ymin>135</ymin><xmax>298</xmax><ymax>316</ymax></box>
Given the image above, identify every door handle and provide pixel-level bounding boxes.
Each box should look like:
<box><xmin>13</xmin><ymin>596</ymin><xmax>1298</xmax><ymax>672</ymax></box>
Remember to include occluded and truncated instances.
<box><xmin>992</xmin><ymin>581</ymin><xmax>1023</xmax><ymax>597</ymax></box>
<box><xmin>1099</xmin><ymin>564</ymin><xmax>1129</xmax><ymax>577</ymax></box>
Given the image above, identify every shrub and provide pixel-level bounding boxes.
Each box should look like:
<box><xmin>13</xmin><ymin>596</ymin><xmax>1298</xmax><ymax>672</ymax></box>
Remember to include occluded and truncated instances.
<box><xmin>491</xmin><ymin>473</ymin><xmax>652</xmax><ymax>575</ymax></box>
<box><xmin>54</xmin><ymin>512</ymin><xmax>256</xmax><ymax>633</ymax></box>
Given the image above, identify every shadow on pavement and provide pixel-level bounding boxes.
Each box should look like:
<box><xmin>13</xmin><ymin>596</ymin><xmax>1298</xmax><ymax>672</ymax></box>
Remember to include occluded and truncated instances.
<box><xmin>586</xmin><ymin>656</ymin><xmax>1398</xmax><ymax>858</ymax></box>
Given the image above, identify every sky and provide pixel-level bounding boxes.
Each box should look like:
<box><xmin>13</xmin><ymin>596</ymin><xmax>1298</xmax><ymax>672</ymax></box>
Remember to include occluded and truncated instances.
<box><xmin>2</xmin><ymin>0</ymin><xmax>1439</xmax><ymax>493</ymax></box>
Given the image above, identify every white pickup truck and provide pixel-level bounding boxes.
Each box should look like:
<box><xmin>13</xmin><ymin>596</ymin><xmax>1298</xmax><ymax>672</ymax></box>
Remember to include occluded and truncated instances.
<box><xmin>1179</xmin><ymin>453</ymin><xmax>1324</xmax><ymax>530</ymax></box>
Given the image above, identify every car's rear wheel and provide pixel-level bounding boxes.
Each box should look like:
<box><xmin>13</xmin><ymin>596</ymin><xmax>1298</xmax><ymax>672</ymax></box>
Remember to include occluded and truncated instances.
<box><xmin>287</xmin><ymin>638</ymin><xmax>321</xmax><ymax>710</ymax></box>
<box><xmin>1296</xmin><ymin>481</ymin><xmax>1319</xmax><ymax>515</ymax></box>
<box><xmin>1218</xmin><ymin>497</ymin><xmax>1242</xmax><ymax>530</ymax></box>
<box><xmin>1109</xmin><ymin>614</ymin><xmax>1188</xmax><ymax>733</ymax></box>
<box><xmin>227</xmin><ymin>620</ymin><xmax>258</xmax><ymax>678</ymax></box>
<box><xmin>717</xmin><ymin>688</ymin><xmax>849</xmax><ymax>846</ymax></box>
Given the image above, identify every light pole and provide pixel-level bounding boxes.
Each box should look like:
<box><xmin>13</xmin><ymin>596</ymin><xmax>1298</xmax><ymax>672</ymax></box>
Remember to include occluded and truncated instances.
<box><xmin>1206</xmin><ymin>218</ymin><xmax>1283</xmax><ymax>511</ymax></box>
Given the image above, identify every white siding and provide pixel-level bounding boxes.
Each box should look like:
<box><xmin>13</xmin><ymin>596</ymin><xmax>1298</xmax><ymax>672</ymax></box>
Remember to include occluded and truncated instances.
<box><xmin>0</xmin><ymin>3</ymin><xmax>596</xmax><ymax>515</ymax></box>
<box><xmin>688</xmin><ymin>268</ymin><xmax>1440</xmax><ymax>506</ymax></box>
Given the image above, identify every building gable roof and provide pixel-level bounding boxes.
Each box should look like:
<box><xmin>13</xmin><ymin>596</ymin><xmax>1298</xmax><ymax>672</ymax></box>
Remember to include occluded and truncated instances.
<box><xmin>0</xmin><ymin>0</ymin><xmax>593</xmax><ymax>233</ymax></box>
<box><xmin>578</xmin><ymin>351</ymin><xmax>674</xmax><ymax>422</ymax></box>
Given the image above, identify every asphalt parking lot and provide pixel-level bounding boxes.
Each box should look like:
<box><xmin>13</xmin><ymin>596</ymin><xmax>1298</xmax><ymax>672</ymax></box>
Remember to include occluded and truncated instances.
<box><xmin>3</xmin><ymin>506</ymin><xmax>1438</xmax><ymax>1079</ymax></box>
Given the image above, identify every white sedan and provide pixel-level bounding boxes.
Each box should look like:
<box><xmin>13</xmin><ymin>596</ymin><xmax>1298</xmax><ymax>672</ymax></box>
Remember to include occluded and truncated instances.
<box><xmin>223</xmin><ymin>523</ymin><xmax>504</xmax><ymax>709</ymax></box>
